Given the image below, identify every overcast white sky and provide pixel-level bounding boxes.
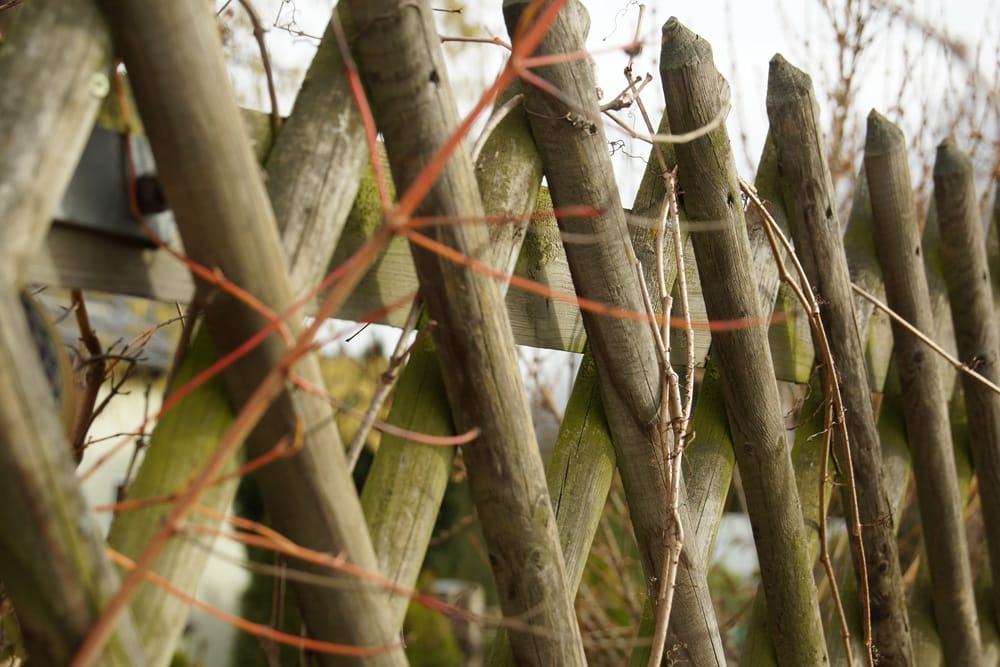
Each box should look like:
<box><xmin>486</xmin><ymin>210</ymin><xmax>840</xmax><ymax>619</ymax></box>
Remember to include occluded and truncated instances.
<box><xmin>225</xmin><ymin>0</ymin><xmax>999</xmax><ymax>205</ymax></box>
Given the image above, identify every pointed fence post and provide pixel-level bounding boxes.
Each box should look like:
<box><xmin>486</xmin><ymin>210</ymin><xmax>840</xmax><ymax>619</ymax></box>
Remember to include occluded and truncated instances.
<box><xmin>866</xmin><ymin>110</ymin><xmax>982</xmax><ymax>663</ymax></box>
<box><xmin>766</xmin><ymin>55</ymin><xmax>913</xmax><ymax>664</ymax></box>
<box><xmin>660</xmin><ymin>18</ymin><xmax>828</xmax><ymax>664</ymax></box>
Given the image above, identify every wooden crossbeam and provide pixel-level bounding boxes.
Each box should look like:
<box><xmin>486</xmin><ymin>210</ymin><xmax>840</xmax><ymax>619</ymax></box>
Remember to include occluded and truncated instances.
<box><xmin>32</xmin><ymin>117</ymin><xmax>815</xmax><ymax>382</ymax></box>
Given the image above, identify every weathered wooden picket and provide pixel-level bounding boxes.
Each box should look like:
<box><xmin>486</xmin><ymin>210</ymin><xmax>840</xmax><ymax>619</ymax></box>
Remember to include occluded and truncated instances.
<box><xmin>1</xmin><ymin>0</ymin><xmax>999</xmax><ymax>665</ymax></box>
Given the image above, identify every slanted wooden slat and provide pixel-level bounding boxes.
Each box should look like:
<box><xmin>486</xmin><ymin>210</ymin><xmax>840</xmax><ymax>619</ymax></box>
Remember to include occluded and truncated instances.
<box><xmin>347</xmin><ymin>1</ymin><xmax>586</xmax><ymax>663</ymax></box>
<box><xmin>100</xmin><ymin>1</ymin><xmax>407</xmax><ymax>664</ymax></box>
<box><xmin>660</xmin><ymin>17</ymin><xmax>828</xmax><ymax>665</ymax></box>
<box><xmin>503</xmin><ymin>3</ymin><xmax>727</xmax><ymax>664</ymax></box>
<box><xmin>0</xmin><ymin>1</ymin><xmax>145</xmax><ymax>664</ymax></box>
<box><xmin>767</xmin><ymin>55</ymin><xmax>913</xmax><ymax>664</ymax></box>
<box><xmin>934</xmin><ymin>141</ymin><xmax>1000</xmax><ymax>649</ymax></box>
<box><xmin>104</xmin><ymin>4</ymin><xmax>375</xmax><ymax>664</ymax></box>
<box><xmin>866</xmin><ymin>110</ymin><xmax>981</xmax><ymax>662</ymax></box>
<box><xmin>361</xmin><ymin>89</ymin><xmax>544</xmax><ymax>628</ymax></box>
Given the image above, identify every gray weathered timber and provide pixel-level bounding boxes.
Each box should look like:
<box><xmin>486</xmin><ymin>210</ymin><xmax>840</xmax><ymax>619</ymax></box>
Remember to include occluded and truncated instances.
<box><xmin>489</xmin><ymin>347</ymin><xmax>618</xmax><ymax>667</ymax></box>
<box><xmin>347</xmin><ymin>1</ymin><xmax>585</xmax><ymax>663</ymax></box>
<box><xmin>865</xmin><ymin>110</ymin><xmax>981</xmax><ymax>665</ymax></box>
<box><xmin>268</xmin><ymin>5</ymin><xmax>367</xmax><ymax>294</ymax></box>
<box><xmin>0</xmin><ymin>0</ymin><xmax>111</xmax><ymax>288</ymax></box>
<box><xmin>766</xmin><ymin>55</ymin><xmax>912</xmax><ymax>665</ymax></box>
<box><xmin>0</xmin><ymin>1</ymin><xmax>145</xmax><ymax>664</ymax></box>
<box><xmin>899</xmin><ymin>204</ymin><xmax>961</xmax><ymax>663</ymax></box>
<box><xmin>845</xmin><ymin>166</ymin><xmax>897</xmax><ymax>394</ymax></box>
<box><xmin>502</xmin><ymin>3</ymin><xmax>725</xmax><ymax>664</ymax></box>
<box><xmin>360</xmin><ymin>333</ymin><xmax>455</xmax><ymax>620</ymax></box>
<box><xmin>105</xmin><ymin>7</ymin><xmax>374</xmax><ymax>664</ymax></box>
<box><xmin>660</xmin><ymin>18</ymin><xmax>828</xmax><ymax>664</ymax></box>
<box><xmin>855</xmin><ymin>200</ymin><xmax>958</xmax><ymax>664</ymax></box>
<box><xmin>99</xmin><ymin>2</ymin><xmax>407</xmax><ymax>665</ymax></box>
<box><xmin>934</xmin><ymin>140</ymin><xmax>1000</xmax><ymax>631</ymax></box>
<box><xmin>745</xmin><ymin>147</ymin><xmax>912</xmax><ymax>667</ymax></box>
<box><xmin>0</xmin><ymin>294</ymin><xmax>146</xmax><ymax>667</ymax></box>
<box><xmin>361</xmin><ymin>92</ymin><xmax>543</xmax><ymax>627</ymax></box>
<box><xmin>661</xmin><ymin>136</ymin><xmax>804</xmax><ymax>667</ymax></box>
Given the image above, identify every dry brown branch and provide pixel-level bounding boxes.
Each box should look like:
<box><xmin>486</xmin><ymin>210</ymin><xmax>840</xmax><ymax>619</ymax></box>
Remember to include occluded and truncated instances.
<box><xmin>851</xmin><ymin>283</ymin><xmax>1000</xmax><ymax>396</ymax></box>
<box><xmin>235</xmin><ymin>0</ymin><xmax>281</xmax><ymax>134</ymax></box>
<box><xmin>440</xmin><ymin>34</ymin><xmax>511</xmax><ymax>50</ymax></box>
<box><xmin>345</xmin><ymin>296</ymin><xmax>423</xmax><ymax>469</ymax></box>
<box><xmin>68</xmin><ymin>289</ymin><xmax>105</xmax><ymax>462</ymax></box>
<box><xmin>741</xmin><ymin>178</ymin><xmax>865</xmax><ymax>664</ymax></box>
<box><xmin>603</xmin><ymin>95</ymin><xmax>730</xmax><ymax>146</ymax></box>
<box><xmin>616</xmin><ymin>23</ymin><xmax>698</xmax><ymax>657</ymax></box>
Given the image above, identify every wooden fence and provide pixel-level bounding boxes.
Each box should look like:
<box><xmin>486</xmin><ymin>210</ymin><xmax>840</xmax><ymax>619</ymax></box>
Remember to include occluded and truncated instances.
<box><xmin>1</xmin><ymin>0</ymin><xmax>999</xmax><ymax>665</ymax></box>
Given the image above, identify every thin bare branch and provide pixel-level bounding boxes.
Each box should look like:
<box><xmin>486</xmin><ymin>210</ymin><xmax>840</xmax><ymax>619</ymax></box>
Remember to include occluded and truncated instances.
<box><xmin>852</xmin><ymin>282</ymin><xmax>1000</xmax><ymax>395</ymax></box>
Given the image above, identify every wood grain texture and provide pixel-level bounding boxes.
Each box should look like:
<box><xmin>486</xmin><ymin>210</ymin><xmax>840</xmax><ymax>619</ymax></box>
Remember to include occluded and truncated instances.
<box><xmin>100</xmin><ymin>2</ymin><xmax>406</xmax><ymax>664</ymax></box>
<box><xmin>660</xmin><ymin>19</ymin><xmax>828</xmax><ymax>665</ymax></box>
<box><xmin>0</xmin><ymin>0</ymin><xmax>111</xmax><ymax>288</ymax></box>
<box><xmin>865</xmin><ymin>110</ymin><xmax>981</xmax><ymax>665</ymax></box>
<box><xmin>40</xmin><ymin>116</ymin><xmax>858</xmax><ymax>378</ymax></box>
<box><xmin>652</xmin><ymin>135</ymin><xmax>798</xmax><ymax>667</ymax></box>
<box><xmin>766</xmin><ymin>55</ymin><xmax>913</xmax><ymax>665</ymax></box>
<box><xmin>268</xmin><ymin>5</ymin><xmax>367</xmax><ymax>295</ymax></box>
<box><xmin>106</xmin><ymin>330</ymin><xmax>236</xmax><ymax>667</ymax></box>
<box><xmin>0</xmin><ymin>2</ymin><xmax>145</xmax><ymax>664</ymax></box>
<box><xmin>348</xmin><ymin>1</ymin><xmax>585</xmax><ymax>663</ymax></box>
<box><xmin>0</xmin><ymin>295</ymin><xmax>146</xmax><ymax>667</ymax></box>
<box><xmin>934</xmin><ymin>140</ymin><xmax>1000</xmax><ymax>634</ymax></box>
<box><xmin>361</xmin><ymin>91</ymin><xmax>544</xmax><ymax>628</ymax></box>
<box><xmin>104</xmin><ymin>6</ymin><xmax>376</xmax><ymax>663</ymax></box>
<box><xmin>503</xmin><ymin>3</ymin><xmax>726</xmax><ymax>664</ymax></box>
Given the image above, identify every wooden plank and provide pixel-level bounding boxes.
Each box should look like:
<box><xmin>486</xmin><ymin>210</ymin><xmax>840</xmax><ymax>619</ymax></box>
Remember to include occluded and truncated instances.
<box><xmin>103</xmin><ymin>3</ymin><xmax>376</xmax><ymax>663</ymax></box>
<box><xmin>767</xmin><ymin>54</ymin><xmax>912</xmax><ymax>664</ymax></box>
<box><xmin>360</xmin><ymin>88</ymin><xmax>544</xmax><ymax>629</ymax></box>
<box><xmin>100</xmin><ymin>1</ymin><xmax>407</xmax><ymax>664</ymax></box>
<box><xmin>31</xmin><ymin>223</ymin><xmax>194</xmax><ymax>302</ymax></box>
<box><xmin>933</xmin><ymin>140</ymin><xmax>1000</xmax><ymax>643</ymax></box>
<box><xmin>866</xmin><ymin>110</ymin><xmax>981</xmax><ymax>662</ymax></box>
<box><xmin>0</xmin><ymin>0</ymin><xmax>146</xmax><ymax>663</ymax></box>
<box><xmin>503</xmin><ymin>3</ymin><xmax>726</xmax><ymax>664</ymax></box>
<box><xmin>661</xmin><ymin>18</ymin><xmax>828</xmax><ymax>665</ymax></box>
<box><xmin>347</xmin><ymin>0</ymin><xmax>586</xmax><ymax>663</ymax></box>
<box><xmin>32</xmin><ymin>99</ymin><xmax>832</xmax><ymax>384</ymax></box>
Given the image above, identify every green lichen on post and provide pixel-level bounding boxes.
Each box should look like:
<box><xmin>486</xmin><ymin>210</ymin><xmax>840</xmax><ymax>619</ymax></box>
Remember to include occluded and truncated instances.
<box><xmin>516</xmin><ymin>187</ymin><xmax>561</xmax><ymax>272</ymax></box>
<box><xmin>107</xmin><ymin>328</ymin><xmax>236</xmax><ymax>666</ymax></box>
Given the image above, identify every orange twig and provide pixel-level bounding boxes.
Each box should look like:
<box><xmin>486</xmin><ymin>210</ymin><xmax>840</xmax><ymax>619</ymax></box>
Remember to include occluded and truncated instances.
<box><xmin>106</xmin><ymin>548</ymin><xmax>398</xmax><ymax>657</ymax></box>
<box><xmin>403</xmin><ymin>228</ymin><xmax>780</xmax><ymax>332</ymax></box>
